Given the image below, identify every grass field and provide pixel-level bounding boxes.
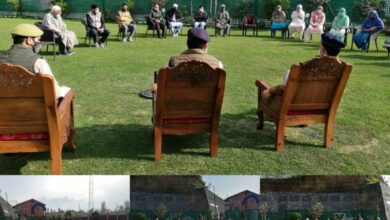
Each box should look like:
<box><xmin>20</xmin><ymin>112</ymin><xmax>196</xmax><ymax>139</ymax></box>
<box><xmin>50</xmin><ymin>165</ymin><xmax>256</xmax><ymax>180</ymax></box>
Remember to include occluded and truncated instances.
<box><xmin>0</xmin><ymin>18</ymin><xmax>389</xmax><ymax>175</ymax></box>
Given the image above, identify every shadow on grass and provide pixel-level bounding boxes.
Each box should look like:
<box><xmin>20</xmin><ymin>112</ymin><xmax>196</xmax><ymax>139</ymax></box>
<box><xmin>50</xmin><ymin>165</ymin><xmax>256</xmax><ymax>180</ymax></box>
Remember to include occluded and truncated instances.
<box><xmin>0</xmin><ymin>109</ymin><xmax>325</xmax><ymax>174</ymax></box>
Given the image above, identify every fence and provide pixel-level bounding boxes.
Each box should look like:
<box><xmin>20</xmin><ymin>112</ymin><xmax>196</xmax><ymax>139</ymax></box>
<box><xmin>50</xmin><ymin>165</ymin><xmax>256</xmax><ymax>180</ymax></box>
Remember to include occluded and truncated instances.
<box><xmin>129</xmin><ymin>210</ymin><xmax>211</xmax><ymax>220</ymax></box>
<box><xmin>1</xmin><ymin>0</ymin><xmax>390</xmax><ymax>24</ymax></box>
<box><xmin>223</xmin><ymin>209</ymin><xmax>386</xmax><ymax>220</ymax></box>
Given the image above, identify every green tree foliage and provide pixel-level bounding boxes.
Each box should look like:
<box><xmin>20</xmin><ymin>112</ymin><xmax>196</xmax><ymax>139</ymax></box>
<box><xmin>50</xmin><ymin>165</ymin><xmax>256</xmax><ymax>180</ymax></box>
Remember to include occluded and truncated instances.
<box><xmin>6</xmin><ymin>0</ymin><xmax>21</xmax><ymax>16</ymax></box>
<box><xmin>355</xmin><ymin>0</ymin><xmax>386</xmax><ymax>22</ymax></box>
<box><xmin>154</xmin><ymin>203</ymin><xmax>167</xmax><ymax>219</ymax></box>
<box><xmin>264</xmin><ymin>0</ymin><xmax>290</xmax><ymax>18</ymax></box>
<box><xmin>309</xmin><ymin>202</ymin><xmax>324</xmax><ymax>220</ymax></box>
<box><xmin>235</xmin><ymin>0</ymin><xmax>254</xmax><ymax>19</ymax></box>
<box><xmin>290</xmin><ymin>212</ymin><xmax>302</xmax><ymax>220</ymax></box>
<box><xmin>135</xmin><ymin>213</ymin><xmax>148</xmax><ymax>220</ymax></box>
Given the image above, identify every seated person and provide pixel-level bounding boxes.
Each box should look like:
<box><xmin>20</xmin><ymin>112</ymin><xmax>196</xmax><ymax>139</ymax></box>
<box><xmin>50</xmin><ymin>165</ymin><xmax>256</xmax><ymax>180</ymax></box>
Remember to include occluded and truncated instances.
<box><xmin>288</xmin><ymin>4</ymin><xmax>305</xmax><ymax>39</ymax></box>
<box><xmin>215</xmin><ymin>4</ymin><xmax>230</xmax><ymax>37</ymax></box>
<box><xmin>194</xmin><ymin>5</ymin><xmax>207</xmax><ymax>29</ymax></box>
<box><xmin>262</xmin><ymin>33</ymin><xmax>345</xmax><ymax>103</ymax></box>
<box><xmin>329</xmin><ymin>8</ymin><xmax>350</xmax><ymax>42</ymax></box>
<box><xmin>86</xmin><ymin>4</ymin><xmax>110</xmax><ymax>48</ymax></box>
<box><xmin>0</xmin><ymin>24</ymin><xmax>70</xmax><ymax>99</ymax></box>
<box><xmin>165</xmin><ymin>3</ymin><xmax>183</xmax><ymax>37</ymax></box>
<box><xmin>304</xmin><ymin>5</ymin><xmax>326</xmax><ymax>42</ymax></box>
<box><xmin>149</xmin><ymin>3</ymin><xmax>166</xmax><ymax>39</ymax></box>
<box><xmin>42</xmin><ymin>5</ymin><xmax>78</xmax><ymax>55</ymax></box>
<box><xmin>270</xmin><ymin>5</ymin><xmax>287</xmax><ymax>37</ymax></box>
<box><xmin>353</xmin><ymin>10</ymin><xmax>384</xmax><ymax>51</ymax></box>
<box><xmin>152</xmin><ymin>28</ymin><xmax>223</xmax><ymax>92</ymax></box>
<box><xmin>117</xmin><ymin>3</ymin><xmax>136</xmax><ymax>42</ymax></box>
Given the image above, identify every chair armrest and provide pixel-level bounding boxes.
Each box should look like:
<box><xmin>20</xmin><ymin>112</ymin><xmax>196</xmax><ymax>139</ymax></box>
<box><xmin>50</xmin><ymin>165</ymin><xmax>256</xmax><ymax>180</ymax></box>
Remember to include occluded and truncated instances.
<box><xmin>255</xmin><ymin>80</ymin><xmax>270</xmax><ymax>91</ymax></box>
<box><xmin>58</xmin><ymin>90</ymin><xmax>75</xmax><ymax>115</ymax></box>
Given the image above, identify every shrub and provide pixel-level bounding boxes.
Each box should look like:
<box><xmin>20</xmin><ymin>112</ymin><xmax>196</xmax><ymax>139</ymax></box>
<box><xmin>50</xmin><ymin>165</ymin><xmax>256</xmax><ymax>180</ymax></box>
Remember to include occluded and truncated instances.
<box><xmin>290</xmin><ymin>212</ymin><xmax>302</xmax><ymax>220</ymax></box>
<box><xmin>264</xmin><ymin>0</ymin><xmax>290</xmax><ymax>19</ymax></box>
<box><xmin>135</xmin><ymin>213</ymin><xmax>148</xmax><ymax>220</ymax></box>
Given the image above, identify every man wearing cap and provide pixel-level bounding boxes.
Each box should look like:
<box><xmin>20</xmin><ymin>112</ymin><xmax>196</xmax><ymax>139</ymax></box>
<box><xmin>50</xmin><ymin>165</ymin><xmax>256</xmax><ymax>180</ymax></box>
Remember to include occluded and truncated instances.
<box><xmin>261</xmin><ymin>32</ymin><xmax>345</xmax><ymax>101</ymax></box>
<box><xmin>215</xmin><ymin>4</ymin><xmax>230</xmax><ymax>37</ymax></box>
<box><xmin>165</xmin><ymin>3</ymin><xmax>183</xmax><ymax>37</ymax></box>
<box><xmin>87</xmin><ymin>4</ymin><xmax>110</xmax><ymax>48</ymax></box>
<box><xmin>42</xmin><ymin>5</ymin><xmax>78</xmax><ymax>55</ymax></box>
<box><xmin>168</xmin><ymin>28</ymin><xmax>223</xmax><ymax>69</ymax></box>
<box><xmin>0</xmin><ymin>24</ymin><xmax>71</xmax><ymax>99</ymax></box>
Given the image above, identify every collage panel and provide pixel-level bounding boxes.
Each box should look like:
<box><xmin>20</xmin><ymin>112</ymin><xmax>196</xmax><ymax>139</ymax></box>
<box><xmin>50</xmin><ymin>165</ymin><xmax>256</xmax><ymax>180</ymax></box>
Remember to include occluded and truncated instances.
<box><xmin>0</xmin><ymin>176</ymin><xmax>130</xmax><ymax>220</ymax></box>
<box><xmin>130</xmin><ymin>175</ymin><xmax>390</xmax><ymax>220</ymax></box>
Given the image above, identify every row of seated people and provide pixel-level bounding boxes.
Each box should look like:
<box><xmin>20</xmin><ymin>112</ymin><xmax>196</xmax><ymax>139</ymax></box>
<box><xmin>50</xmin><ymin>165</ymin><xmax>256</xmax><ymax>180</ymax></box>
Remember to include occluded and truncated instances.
<box><xmin>146</xmin><ymin>3</ymin><xmax>230</xmax><ymax>38</ymax></box>
<box><xmin>269</xmin><ymin>4</ymin><xmax>385</xmax><ymax>52</ymax></box>
<box><xmin>0</xmin><ymin>23</ymin><xmax>352</xmax><ymax>171</ymax></box>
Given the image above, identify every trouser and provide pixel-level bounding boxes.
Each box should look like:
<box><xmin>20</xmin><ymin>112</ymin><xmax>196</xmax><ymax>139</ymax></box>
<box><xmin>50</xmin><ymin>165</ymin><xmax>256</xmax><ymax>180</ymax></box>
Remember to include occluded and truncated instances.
<box><xmin>194</xmin><ymin>22</ymin><xmax>206</xmax><ymax>29</ymax></box>
<box><xmin>89</xmin><ymin>28</ymin><xmax>110</xmax><ymax>43</ymax></box>
<box><xmin>55</xmin><ymin>37</ymin><xmax>67</xmax><ymax>53</ymax></box>
<box><xmin>169</xmin><ymin>22</ymin><xmax>183</xmax><ymax>33</ymax></box>
<box><xmin>119</xmin><ymin>24</ymin><xmax>136</xmax><ymax>39</ymax></box>
<box><xmin>216</xmin><ymin>26</ymin><xmax>229</xmax><ymax>36</ymax></box>
<box><xmin>153</xmin><ymin>22</ymin><xmax>166</xmax><ymax>37</ymax></box>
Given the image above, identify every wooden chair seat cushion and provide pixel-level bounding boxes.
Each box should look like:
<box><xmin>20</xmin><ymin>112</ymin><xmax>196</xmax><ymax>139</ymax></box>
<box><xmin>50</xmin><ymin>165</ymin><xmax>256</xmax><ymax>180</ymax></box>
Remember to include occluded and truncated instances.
<box><xmin>163</xmin><ymin>117</ymin><xmax>211</xmax><ymax>125</ymax></box>
<box><xmin>0</xmin><ymin>133</ymin><xmax>49</xmax><ymax>141</ymax></box>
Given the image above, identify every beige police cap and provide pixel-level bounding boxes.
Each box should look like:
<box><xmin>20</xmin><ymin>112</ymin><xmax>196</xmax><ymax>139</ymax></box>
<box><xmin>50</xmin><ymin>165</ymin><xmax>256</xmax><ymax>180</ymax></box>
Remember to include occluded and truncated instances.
<box><xmin>11</xmin><ymin>24</ymin><xmax>43</xmax><ymax>37</ymax></box>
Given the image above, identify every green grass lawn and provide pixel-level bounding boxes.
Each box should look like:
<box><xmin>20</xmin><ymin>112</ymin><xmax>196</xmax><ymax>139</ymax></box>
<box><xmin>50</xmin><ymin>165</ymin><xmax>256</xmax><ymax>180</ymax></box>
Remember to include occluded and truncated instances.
<box><xmin>0</xmin><ymin>18</ymin><xmax>389</xmax><ymax>175</ymax></box>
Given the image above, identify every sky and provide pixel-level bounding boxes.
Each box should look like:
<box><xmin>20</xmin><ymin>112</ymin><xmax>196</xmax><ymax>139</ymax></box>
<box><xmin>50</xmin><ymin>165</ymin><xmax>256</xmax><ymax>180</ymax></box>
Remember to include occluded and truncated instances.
<box><xmin>202</xmin><ymin>176</ymin><xmax>260</xmax><ymax>200</ymax></box>
<box><xmin>0</xmin><ymin>176</ymin><xmax>129</xmax><ymax>211</ymax></box>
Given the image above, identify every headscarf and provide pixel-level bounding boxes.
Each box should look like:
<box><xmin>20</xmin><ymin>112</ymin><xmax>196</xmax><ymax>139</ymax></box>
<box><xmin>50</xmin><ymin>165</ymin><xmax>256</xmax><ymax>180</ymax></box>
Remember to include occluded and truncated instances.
<box><xmin>332</xmin><ymin>8</ymin><xmax>348</xmax><ymax>29</ymax></box>
<box><xmin>294</xmin><ymin>4</ymin><xmax>305</xmax><ymax>19</ymax></box>
<box><xmin>311</xmin><ymin>6</ymin><xmax>325</xmax><ymax>23</ymax></box>
<box><xmin>362</xmin><ymin>9</ymin><xmax>384</xmax><ymax>30</ymax></box>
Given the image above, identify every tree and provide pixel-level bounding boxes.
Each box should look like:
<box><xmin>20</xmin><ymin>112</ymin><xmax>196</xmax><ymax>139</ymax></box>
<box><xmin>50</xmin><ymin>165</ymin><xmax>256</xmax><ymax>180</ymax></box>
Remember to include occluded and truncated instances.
<box><xmin>234</xmin><ymin>0</ymin><xmax>254</xmax><ymax>19</ymax></box>
<box><xmin>355</xmin><ymin>0</ymin><xmax>386</xmax><ymax>22</ymax></box>
<box><xmin>135</xmin><ymin>213</ymin><xmax>148</xmax><ymax>220</ymax></box>
<box><xmin>6</xmin><ymin>0</ymin><xmax>21</xmax><ymax>16</ymax></box>
<box><xmin>154</xmin><ymin>203</ymin><xmax>167</xmax><ymax>220</ymax></box>
<box><xmin>100</xmin><ymin>201</ymin><xmax>107</xmax><ymax>214</ymax></box>
<box><xmin>309</xmin><ymin>203</ymin><xmax>324</xmax><ymax>220</ymax></box>
<box><xmin>90</xmin><ymin>211</ymin><xmax>99</xmax><ymax>220</ymax></box>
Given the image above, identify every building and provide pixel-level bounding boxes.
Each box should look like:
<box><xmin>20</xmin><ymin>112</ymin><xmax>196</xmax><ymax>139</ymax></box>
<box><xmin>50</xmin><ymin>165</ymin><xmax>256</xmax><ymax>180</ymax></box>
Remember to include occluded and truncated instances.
<box><xmin>13</xmin><ymin>199</ymin><xmax>46</xmax><ymax>217</ymax></box>
<box><xmin>0</xmin><ymin>196</ymin><xmax>16</xmax><ymax>219</ymax></box>
<box><xmin>260</xmin><ymin>176</ymin><xmax>390</xmax><ymax>220</ymax></box>
<box><xmin>225</xmin><ymin>190</ymin><xmax>260</xmax><ymax>211</ymax></box>
<box><xmin>205</xmin><ymin>188</ymin><xmax>225</xmax><ymax>219</ymax></box>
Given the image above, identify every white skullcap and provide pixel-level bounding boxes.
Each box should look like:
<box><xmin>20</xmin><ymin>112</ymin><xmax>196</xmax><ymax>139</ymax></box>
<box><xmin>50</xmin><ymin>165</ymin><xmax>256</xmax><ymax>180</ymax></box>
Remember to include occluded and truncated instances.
<box><xmin>173</xmin><ymin>3</ymin><xmax>178</xmax><ymax>8</ymax></box>
<box><xmin>51</xmin><ymin>5</ymin><xmax>61</xmax><ymax>12</ymax></box>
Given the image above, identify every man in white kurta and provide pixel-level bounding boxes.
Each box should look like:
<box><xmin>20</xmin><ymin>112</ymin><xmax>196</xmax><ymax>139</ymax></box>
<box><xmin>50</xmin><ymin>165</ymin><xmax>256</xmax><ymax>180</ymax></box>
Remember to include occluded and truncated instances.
<box><xmin>42</xmin><ymin>5</ymin><xmax>78</xmax><ymax>55</ymax></box>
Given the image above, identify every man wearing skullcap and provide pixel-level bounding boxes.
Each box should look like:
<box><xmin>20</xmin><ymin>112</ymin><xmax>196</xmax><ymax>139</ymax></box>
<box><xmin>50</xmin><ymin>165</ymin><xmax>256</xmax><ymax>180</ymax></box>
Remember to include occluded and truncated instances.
<box><xmin>215</xmin><ymin>4</ymin><xmax>230</xmax><ymax>37</ymax></box>
<box><xmin>261</xmin><ymin>33</ymin><xmax>346</xmax><ymax>101</ymax></box>
<box><xmin>168</xmin><ymin>28</ymin><xmax>223</xmax><ymax>69</ymax></box>
<box><xmin>42</xmin><ymin>5</ymin><xmax>78</xmax><ymax>55</ymax></box>
<box><xmin>0</xmin><ymin>24</ymin><xmax>71</xmax><ymax>99</ymax></box>
<box><xmin>165</xmin><ymin>3</ymin><xmax>183</xmax><ymax>37</ymax></box>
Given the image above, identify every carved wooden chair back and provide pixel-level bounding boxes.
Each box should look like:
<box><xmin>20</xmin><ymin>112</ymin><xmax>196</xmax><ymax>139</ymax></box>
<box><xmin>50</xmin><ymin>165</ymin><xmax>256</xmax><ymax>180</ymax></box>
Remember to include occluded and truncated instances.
<box><xmin>0</xmin><ymin>63</ymin><xmax>75</xmax><ymax>174</ymax></box>
<box><xmin>153</xmin><ymin>61</ymin><xmax>226</xmax><ymax>160</ymax></box>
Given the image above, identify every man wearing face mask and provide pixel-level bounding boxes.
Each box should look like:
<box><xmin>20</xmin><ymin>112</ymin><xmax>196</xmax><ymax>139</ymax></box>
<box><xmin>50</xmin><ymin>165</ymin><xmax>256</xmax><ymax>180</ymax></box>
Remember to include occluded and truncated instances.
<box><xmin>165</xmin><ymin>3</ymin><xmax>183</xmax><ymax>37</ymax></box>
<box><xmin>87</xmin><ymin>4</ymin><xmax>110</xmax><ymax>48</ymax></box>
<box><xmin>304</xmin><ymin>5</ymin><xmax>326</xmax><ymax>42</ymax></box>
<box><xmin>270</xmin><ymin>5</ymin><xmax>287</xmax><ymax>37</ymax></box>
<box><xmin>116</xmin><ymin>3</ymin><xmax>136</xmax><ymax>42</ymax></box>
<box><xmin>0</xmin><ymin>24</ymin><xmax>70</xmax><ymax>99</ymax></box>
<box><xmin>42</xmin><ymin>5</ymin><xmax>78</xmax><ymax>55</ymax></box>
<box><xmin>215</xmin><ymin>4</ymin><xmax>230</xmax><ymax>37</ymax></box>
<box><xmin>194</xmin><ymin>5</ymin><xmax>207</xmax><ymax>29</ymax></box>
<box><xmin>149</xmin><ymin>3</ymin><xmax>166</xmax><ymax>39</ymax></box>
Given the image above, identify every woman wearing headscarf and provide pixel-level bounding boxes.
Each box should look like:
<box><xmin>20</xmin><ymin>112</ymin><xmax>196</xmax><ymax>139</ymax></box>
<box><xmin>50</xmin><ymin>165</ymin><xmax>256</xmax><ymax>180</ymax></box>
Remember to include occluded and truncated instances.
<box><xmin>304</xmin><ymin>5</ymin><xmax>326</xmax><ymax>42</ymax></box>
<box><xmin>329</xmin><ymin>8</ymin><xmax>350</xmax><ymax>42</ymax></box>
<box><xmin>288</xmin><ymin>4</ymin><xmax>305</xmax><ymax>39</ymax></box>
<box><xmin>270</xmin><ymin>5</ymin><xmax>287</xmax><ymax>37</ymax></box>
<box><xmin>353</xmin><ymin>9</ymin><xmax>384</xmax><ymax>51</ymax></box>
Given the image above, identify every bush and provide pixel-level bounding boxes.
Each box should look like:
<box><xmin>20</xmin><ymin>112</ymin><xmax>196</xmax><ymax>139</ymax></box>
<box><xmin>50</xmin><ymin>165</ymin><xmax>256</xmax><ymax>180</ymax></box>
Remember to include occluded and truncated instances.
<box><xmin>290</xmin><ymin>212</ymin><xmax>302</xmax><ymax>220</ymax></box>
<box><xmin>135</xmin><ymin>213</ymin><xmax>148</xmax><ymax>220</ymax></box>
<box><xmin>264</xmin><ymin>0</ymin><xmax>290</xmax><ymax>19</ymax></box>
<box><xmin>355</xmin><ymin>0</ymin><xmax>386</xmax><ymax>22</ymax></box>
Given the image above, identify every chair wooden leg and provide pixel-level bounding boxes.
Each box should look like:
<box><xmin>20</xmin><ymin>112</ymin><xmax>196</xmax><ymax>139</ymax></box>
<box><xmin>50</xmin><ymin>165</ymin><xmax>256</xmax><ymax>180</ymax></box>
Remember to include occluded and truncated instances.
<box><xmin>50</xmin><ymin>141</ymin><xmax>62</xmax><ymax>175</ymax></box>
<box><xmin>275</xmin><ymin>122</ymin><xmax>286</xmax><ymax>152</ymax></box>
<box><xmin>154</xmin><ymin>127</ymin><xmax>162</xmax><ymax>161</ymax></box>
<box><xmin>324</xmin><ymin>121</ymin><xmax>334</xmax><ymax>148</ymax></box>
<box><xmin>257</xmin><ymin>110</ymin><xmax>264</xmax><ymax>130</ymax></box>
<box><xmin>210</xmin><ymin>131</ymin><xmax>218</xmax><ymax>157</ymax></box>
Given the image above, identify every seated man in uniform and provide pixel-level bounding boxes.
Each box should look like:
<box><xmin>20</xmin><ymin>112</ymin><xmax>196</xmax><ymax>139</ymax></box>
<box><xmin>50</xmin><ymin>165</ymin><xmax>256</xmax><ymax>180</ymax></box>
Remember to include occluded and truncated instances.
<box><xmin>262</xmin><ymin>32</ymin><xmax>345</xmax><ymax>100</ymax></box>
<box><xmin>152</xmin><ymin>28</ymin><xmax>223</xmax><ymax>92</ymax></box>
<box><xmin>0</xmin><ymin>24</ymin><xmax>70</xmax><ymax>99</ymax></box>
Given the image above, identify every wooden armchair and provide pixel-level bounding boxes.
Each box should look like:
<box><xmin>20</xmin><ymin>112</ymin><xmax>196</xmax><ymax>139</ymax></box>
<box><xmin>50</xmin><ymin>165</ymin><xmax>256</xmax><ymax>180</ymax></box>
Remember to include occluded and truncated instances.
<box><xmin>242</xmin><ymin>15</ymin><xmax>258</xmax><ymax>36</ymax></box>
<box><xmin>256</xmin><ymin>56</ymin><xmax>352</xmax><ymax>151</ymax></box>
<box><xmin>152</xmin><ymin>61</ymin><xmax>226</xmax><ymax>161</ymax></box>
<box><xmin>0</xmin><ymin>63</ymin><xmax>76</xmax><ymax>174</ymax></box>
